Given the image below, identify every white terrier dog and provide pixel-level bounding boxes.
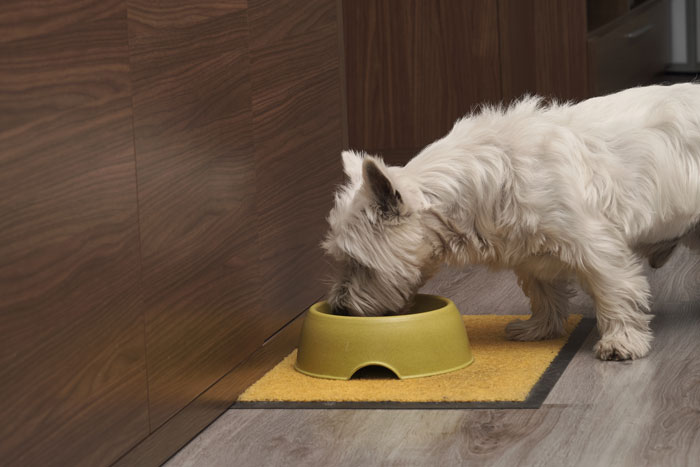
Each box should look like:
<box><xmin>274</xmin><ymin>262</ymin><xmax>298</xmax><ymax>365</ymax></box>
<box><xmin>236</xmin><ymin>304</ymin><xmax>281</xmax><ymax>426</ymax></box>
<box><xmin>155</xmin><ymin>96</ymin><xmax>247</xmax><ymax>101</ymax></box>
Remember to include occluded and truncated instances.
<box><xmin>323</xmin><ymin>83</ymin><xmax>700</xmax><ymax>361</ymax></box>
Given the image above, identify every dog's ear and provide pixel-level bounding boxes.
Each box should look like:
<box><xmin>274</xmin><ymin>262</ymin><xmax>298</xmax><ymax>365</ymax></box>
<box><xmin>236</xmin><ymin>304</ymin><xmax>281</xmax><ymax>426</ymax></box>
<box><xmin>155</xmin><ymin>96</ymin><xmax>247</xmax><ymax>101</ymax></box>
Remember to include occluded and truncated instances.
<box><xmin>341</xmin><ymin>150</ymin><xmax>363</xmax><ymax>182</ymax></box>
<box><xmin>362</xmin><ymin>158</ymin><xmax>402</xmax><ymax>215</ymax></box>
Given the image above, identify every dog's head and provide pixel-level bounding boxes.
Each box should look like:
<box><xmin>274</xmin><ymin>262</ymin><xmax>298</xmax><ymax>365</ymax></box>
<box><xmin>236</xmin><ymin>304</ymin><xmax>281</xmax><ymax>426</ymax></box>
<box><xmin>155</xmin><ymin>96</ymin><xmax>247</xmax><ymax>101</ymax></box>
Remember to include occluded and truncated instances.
<box><xmin>322</xmin><ymin>151</ymin><xmax>440</xmax><ymax>316</ymax></box>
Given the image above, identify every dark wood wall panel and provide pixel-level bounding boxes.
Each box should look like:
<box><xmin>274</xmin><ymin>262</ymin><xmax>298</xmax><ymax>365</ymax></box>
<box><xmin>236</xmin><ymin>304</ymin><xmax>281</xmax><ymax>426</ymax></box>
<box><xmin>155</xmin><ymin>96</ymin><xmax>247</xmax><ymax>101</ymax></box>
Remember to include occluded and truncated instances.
<box><xmin>248</xmin><ymin>0</ymin><xmax>344</xmax><ymax>335</ymax></box>
<box><xmin>498</xmin><ymin>0</ymin><xmax>588</xmax><ymax>102</ymax></box>
<box><xmin>3</xmin><ymin>0</ymin><xmax>346</xmax><ymax>464</ymax></box>
<box><xmin>343</xmin><ymin>0</ymin><xmax>501</xmax><ymax>159</ymax></box>
<box><xmin>127</xmin><ymin>0</ymin><xmax>247</xmax><ymax>29</ymax></box>
<box><xmin>127</xmin><ymin>2</ymin><xmax>264</xmax><ymax>430</ymax></box>
<box><xmin>0</xmin><ymin>0</ymin><xmax>125</xmax><ymax>44</ymax></box>
<box><xmin>0</xmin><ymin>4</ymin><xmax>149</xmax><ymax>467</ymax></box>
<box><xmin>248</xmin><ymin>0</ymin><xmax>337</xmax><ymax>49</ymax></box>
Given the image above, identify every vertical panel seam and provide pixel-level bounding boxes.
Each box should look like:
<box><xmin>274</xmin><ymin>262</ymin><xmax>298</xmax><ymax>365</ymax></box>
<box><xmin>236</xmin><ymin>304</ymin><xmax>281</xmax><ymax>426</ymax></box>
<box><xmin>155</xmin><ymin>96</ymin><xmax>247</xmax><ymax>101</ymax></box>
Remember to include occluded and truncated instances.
<box><xmin>124</xmin><ymin>0</ymin><xmax>152</xmax><ymax>435</ymax></box>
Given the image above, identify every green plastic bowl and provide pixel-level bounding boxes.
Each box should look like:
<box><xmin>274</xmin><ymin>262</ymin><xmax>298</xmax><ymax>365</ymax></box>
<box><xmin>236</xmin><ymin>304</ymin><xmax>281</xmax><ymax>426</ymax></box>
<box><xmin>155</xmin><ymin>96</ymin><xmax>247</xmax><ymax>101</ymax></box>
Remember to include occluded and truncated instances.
<box><xmin>294</xmin><ymin>294</ymin><xmax>473</xmax><ymax>380</ymax></box>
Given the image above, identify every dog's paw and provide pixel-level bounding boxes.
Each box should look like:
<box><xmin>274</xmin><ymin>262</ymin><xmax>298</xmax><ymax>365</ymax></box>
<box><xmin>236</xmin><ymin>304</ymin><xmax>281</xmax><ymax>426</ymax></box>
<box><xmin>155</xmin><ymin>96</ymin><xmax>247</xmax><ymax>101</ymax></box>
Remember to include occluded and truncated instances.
<box><xmin>505</xmin><ymin>318</ymin><xmax>562</xmax><ymax>341</ymax></box>
<box><xmin>594</xmin><ymin>330</ymin><xmax>652</xmax><ymax>361</ymax></box>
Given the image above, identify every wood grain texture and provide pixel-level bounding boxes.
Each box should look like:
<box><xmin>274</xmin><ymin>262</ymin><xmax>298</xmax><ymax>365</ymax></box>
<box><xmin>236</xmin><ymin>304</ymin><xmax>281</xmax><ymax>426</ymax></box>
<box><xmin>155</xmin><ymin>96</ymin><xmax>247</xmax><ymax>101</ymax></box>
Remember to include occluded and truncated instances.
<box><xmin>498</xmin><ymin>0</ymin><xmax>588</xmax><ymax>103</ymax></box>
<box><xmin>249</xmin><ymin>0</ymin><xmax>344</xmax><ymax>336</ymax></box>
<box><xmin>0</xmin><ymin>14</ymin><xmax>132</xmax><ymax>132</ymax></box>
<box><xmin>542</xmin><ymin>304</ymin><xmax>700</xmax><ymax>467</ymax></box>
<box><xmin>0</xmin><ymin>5</ymin><xmax>148</xmax><ymax>467</ymax></box>
<box><xmin>127</xmin><ymin>0</ymin><xmax>246</xmax><ymax>30</ymax></box>
<box><xmin>3</xmin><ymin>0</ymin><xmax>347</xmax><ymax>464</ymax></box>
<box><xmin>128</xmin><ymin>5</ymin><xmax>265</xmax><ymax>430</ymax></box>
<box><xmin>651</xmin><ymin>246</ymin><xmax>700</xmax><ymax>303</ymax></box>
<box><xmin>247</xmin><ymin>0</ymin><xmax>337</xmax><ymax>50</ymax></box>
<box><xmin>343</xmin><ymin>0</ymin><xmax>501</xmax><ymax>158</ymax></box>
<box><xmin>335</xmin><ymin>0</ymin><xmax>349</xmax><ymax>150</ymax></box>
<box><xmin>166</xmin><ymin>406</ymin><xmax>595</xmax><ymax>467</ymax></box>
<box><xmin>0</xmin><ymin>0</ymin><xmax>124</xmax><ymax>44</ymax></box>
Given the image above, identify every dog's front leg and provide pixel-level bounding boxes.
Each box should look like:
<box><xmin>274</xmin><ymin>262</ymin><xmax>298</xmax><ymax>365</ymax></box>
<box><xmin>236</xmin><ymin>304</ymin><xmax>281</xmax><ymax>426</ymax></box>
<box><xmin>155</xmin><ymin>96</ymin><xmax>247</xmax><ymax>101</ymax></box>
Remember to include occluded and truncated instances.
<box><xmin>571</xmin><ymin>222</ymin><xmax>653</xmax><ymax>360</ymax></box>
<box><xmin>506</xmin><ymin>272</ymin><xmax>573</xmax><ymax>341</ymax></box>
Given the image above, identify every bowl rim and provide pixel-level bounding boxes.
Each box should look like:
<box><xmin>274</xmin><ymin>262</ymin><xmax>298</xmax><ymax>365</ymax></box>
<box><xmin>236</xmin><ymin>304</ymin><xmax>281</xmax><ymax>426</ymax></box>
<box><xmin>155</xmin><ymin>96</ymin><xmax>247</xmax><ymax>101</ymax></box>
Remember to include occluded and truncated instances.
<box><xmin>308</xmin><ymin>294</ymin><xmax>457</xmax><ymax>323</ymax></box>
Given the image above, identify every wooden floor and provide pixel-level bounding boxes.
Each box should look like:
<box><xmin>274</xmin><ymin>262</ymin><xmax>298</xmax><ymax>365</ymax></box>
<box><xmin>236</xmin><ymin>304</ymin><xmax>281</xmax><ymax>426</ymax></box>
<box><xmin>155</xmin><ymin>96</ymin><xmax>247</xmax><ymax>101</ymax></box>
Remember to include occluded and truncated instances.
<box><xmin>165</xmin><ymin>246</ymin><xmax>700</xmax><ymax>467</ymax></box>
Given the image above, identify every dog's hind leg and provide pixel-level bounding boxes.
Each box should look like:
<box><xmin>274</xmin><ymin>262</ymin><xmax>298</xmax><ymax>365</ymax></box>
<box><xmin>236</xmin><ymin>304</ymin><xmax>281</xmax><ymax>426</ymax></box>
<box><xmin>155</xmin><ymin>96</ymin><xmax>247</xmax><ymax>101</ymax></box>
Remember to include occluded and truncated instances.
<box><xmin>569</xmin><ymin>220</ymin><xmax>653</xmax><ymax>360</ymax></box>
<box><xmin>506</xmin><ymin>273</ymin><xmax>573</xmax><ymax>341</ymax></box>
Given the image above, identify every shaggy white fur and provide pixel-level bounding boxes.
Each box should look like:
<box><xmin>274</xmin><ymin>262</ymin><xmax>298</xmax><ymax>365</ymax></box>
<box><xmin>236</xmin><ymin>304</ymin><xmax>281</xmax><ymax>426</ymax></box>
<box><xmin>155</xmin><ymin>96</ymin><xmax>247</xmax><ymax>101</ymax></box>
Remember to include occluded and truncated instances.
<box><xmin>323</xmin><ymin>83</ymin><xmax>700</xmax><ymax>361</ymax></box>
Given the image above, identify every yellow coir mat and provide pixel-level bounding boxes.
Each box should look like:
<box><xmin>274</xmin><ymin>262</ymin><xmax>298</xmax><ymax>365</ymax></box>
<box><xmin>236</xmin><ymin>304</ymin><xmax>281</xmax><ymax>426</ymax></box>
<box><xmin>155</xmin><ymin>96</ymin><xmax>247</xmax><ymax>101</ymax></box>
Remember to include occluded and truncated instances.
<box><xmin>234</xmin><ymin>315</ymin><xmax>593</xmax><ymax>409</ymax></box>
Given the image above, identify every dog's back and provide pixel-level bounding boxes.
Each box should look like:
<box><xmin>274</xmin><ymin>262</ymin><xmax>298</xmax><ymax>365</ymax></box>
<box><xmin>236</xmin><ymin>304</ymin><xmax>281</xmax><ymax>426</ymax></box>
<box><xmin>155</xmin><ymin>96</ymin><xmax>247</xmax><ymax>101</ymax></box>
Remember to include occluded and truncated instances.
<box><xmin>417</xmin><ymin>83</ymin><xmax>700</xmax><ymax>246</ymax></box>
<box><xmin>565</xmin><ymin>84</ymin><xmax>700</xmax><ymax>244</ymax></box>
